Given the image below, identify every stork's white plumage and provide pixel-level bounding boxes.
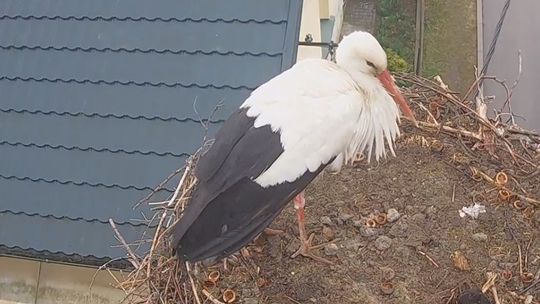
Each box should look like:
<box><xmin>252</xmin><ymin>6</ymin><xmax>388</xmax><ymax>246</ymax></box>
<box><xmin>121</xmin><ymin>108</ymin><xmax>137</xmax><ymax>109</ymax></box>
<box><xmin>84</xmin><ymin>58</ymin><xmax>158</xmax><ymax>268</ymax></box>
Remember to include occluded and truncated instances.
<box><xmin>170</xmin><ymin>31</ymin><xmax>416</xmax><ymax>264</ymax></box>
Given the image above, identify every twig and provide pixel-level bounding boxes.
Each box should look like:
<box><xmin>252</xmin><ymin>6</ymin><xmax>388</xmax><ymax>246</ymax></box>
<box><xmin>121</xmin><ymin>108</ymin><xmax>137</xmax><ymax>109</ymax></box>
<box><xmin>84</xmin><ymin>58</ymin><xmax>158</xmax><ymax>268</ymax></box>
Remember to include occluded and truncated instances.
<box><xmin>518</xmin><ymin>244</ymin><xmax>523</xmax><ymax>276</ymax></box>
<box><xmin>135</xmin><ymin>166</ymin><xmax>185</xmax><ymax>209</ymax></box>
<box><xmin>90</xmin><ymin>257</ymin><xmax>126</xmax><ymax>296</ymax></box>
<box><xmin>501</xmin><ymin>50</ymin><xmax>523</xmax><ymax>125</ymax></box>
<box><xmin>418</xmin><ymin>250</ymin><xmax>439</xmax><ymax>268</ymax></box>
<box><xmin>186</xmin><ymin>262</ymin><xmax>202</xmax><ymax>304</ymax></box>
<box><xmin>491</xmin><ymin>286</ymin><xmax>501</xmax><ymax>304</ymax></box>
<box><xmin>416</xmin><ymin>121</ymin><xmax>482</xmax><ymax>140</ymax></box>
<box><xmin>284</xmin><ymin>295</ymin><xmax>303</xmax><ymax>304</ymax></box>
<box><xmin>202</xmin><ymin>289</ymin><xmax>226</xmax><ymax>304</ymax></box>
<box><xmin>109</xmin><ymin>219</ymin><xmax>140</xmax><ymax>268</ymax></box>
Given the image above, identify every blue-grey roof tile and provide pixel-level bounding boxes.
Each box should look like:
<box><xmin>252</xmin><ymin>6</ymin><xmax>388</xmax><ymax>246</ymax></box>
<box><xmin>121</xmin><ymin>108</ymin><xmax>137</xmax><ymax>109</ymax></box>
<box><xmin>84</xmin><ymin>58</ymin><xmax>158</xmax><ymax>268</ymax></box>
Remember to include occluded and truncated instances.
<box><xmin>0</xmin><ymin>211</ymin><xmax>151</xmax><ymax>260</ymax></box>
<box><xmin>0</xmin><ymin>0</ymin><xmax>291</xmax><ymax>23</ymax></box>
<box><xmin>0</xmin><ymin>81</ymin><xmax>250</xmax><ymax>121</ymax></box>
<box><xmin>0</xmin><ymin>0</ymin><xmax>303</xmax><ymax>265</ymax></box>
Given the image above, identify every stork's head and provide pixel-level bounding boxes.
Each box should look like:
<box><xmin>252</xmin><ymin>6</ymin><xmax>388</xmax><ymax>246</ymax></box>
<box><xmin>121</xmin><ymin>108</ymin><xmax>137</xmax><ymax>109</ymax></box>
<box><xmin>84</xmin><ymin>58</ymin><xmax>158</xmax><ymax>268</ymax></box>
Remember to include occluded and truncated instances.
<box><xmin>336</xmin><ymin>31</ymin><xmax>416</xmax><ymax>122</ymax></box>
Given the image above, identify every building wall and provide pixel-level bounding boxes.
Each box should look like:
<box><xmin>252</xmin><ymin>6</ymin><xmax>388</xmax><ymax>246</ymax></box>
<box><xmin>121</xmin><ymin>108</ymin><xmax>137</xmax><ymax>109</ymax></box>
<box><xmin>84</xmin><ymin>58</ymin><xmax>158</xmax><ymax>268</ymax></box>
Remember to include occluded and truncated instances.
<box><xmin>0</xmin><ymin>257</ymin><xmax>125</xmax><ymax>304</ymax></box>
<box><xmin>297</xmin><ymin>0</ymin><xmax>342</xmax><ymax>61</ymax></box>
<box><xmin>482</xmin><ymin>0</ymin><xmax>540</xmax><ymax>131</ymax></box>
<box><xmin>297</xmin><ymin>0</ymin><xmax>323</xmax><ymax>60</ymax></box>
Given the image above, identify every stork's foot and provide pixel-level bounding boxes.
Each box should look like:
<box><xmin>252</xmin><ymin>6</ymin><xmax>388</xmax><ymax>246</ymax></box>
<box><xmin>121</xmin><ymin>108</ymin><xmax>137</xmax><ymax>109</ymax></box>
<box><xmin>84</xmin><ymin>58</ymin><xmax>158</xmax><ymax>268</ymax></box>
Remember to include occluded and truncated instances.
<box><xmin>291</xmin><ymin>233</ymin><xmax>334</xmax><ymax>264</ymax></box>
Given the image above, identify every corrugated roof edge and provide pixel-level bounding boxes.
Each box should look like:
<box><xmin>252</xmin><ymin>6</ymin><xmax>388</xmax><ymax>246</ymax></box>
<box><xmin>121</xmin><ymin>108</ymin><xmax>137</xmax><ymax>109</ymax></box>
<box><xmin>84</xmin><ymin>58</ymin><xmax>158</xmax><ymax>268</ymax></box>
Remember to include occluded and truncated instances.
<box><xmin>0</xmin><ymin>245</ymin><xmax>133</xmax><ymax>269</ymax></box>
<box><xmin>0</xmin><ymin>174</ymin><xmax>175</xmax><ymax>192</ymax></box>
<box><xmin>281</xmin><ymin>0</ymin><xmax>303</xmax><ymax>71</ymax></box>
<box><xmin>0</xmin><ymin>15</ymin><xmax>287</xmax><ymax>24</ymax></box>
<box><xmin>0</xmin><ymin>209</ymin><xmax>155</xmax><ymax>227</ymax></box>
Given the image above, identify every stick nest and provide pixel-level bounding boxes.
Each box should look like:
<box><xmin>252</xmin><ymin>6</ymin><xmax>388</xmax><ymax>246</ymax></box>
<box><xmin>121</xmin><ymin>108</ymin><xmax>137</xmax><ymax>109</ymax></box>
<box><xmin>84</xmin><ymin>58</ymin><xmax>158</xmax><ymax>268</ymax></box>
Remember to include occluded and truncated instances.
<box><xmin>109</xmin><ymin>74</ymin><xmax>540</xmax><ymax>304</ymax></box>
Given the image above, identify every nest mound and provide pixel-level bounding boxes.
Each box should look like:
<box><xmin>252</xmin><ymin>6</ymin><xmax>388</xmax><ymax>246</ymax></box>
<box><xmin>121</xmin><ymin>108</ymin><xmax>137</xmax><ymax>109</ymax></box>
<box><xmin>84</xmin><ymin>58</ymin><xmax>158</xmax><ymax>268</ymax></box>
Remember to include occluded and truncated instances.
<box><xmin>110</xmin><ymin>74</ymin><xmax>540</xmax><ymax>304</ymax></box>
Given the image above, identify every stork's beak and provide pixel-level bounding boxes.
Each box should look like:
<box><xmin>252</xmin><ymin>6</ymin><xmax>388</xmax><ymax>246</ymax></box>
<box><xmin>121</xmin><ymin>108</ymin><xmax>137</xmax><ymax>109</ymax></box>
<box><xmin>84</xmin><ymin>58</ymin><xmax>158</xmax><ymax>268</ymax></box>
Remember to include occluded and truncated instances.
<box><xmin>377</xmin><ymin>69</ymin><xmax>417</xmax><ymax>126</ymax></box>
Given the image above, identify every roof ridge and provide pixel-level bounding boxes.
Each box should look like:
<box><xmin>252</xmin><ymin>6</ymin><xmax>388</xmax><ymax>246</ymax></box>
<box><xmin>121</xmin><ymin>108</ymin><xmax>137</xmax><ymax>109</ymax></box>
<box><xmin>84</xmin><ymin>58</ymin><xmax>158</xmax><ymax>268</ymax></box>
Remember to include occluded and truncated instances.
<box><xmin>0</xmin><ymin>140</ymin><xmax>191</xmax><ymax>158</ymax></box>
<box><xmin>0</xmin><ymin>76</ymin><xmax>254</xmax><ymax>90</ymax></box>
<box><xmin>0</xmin><ymin>15</ymin><xmax>287</xmax><ymax>24</ymax></box>
<box><xmin>0</xmin><ymin>209</ymin><xmax>153</xmax><ymax>227</ymax></box>
<box><xmin>0</xmin><ymin>45</ymin><xmax>282</xmax><ymax>57</ymax></box>
<box><xmin>1</xmin><ymin>108</ymin><xmax>226</xmax><ymax>125</ymax></box>
<box><xmin>0</xmin><ymin>174</ymin><xmax>174</xmax><ymax>192</ymax></box>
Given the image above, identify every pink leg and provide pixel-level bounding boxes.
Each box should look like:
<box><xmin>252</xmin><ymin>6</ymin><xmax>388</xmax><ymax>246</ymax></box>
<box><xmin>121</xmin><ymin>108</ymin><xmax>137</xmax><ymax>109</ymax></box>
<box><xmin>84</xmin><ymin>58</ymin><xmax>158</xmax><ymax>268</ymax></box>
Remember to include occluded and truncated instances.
<box><xmin>290</xmin><ymin>191</ymin><xmax>333</xmax><ymax>264</ymax></box>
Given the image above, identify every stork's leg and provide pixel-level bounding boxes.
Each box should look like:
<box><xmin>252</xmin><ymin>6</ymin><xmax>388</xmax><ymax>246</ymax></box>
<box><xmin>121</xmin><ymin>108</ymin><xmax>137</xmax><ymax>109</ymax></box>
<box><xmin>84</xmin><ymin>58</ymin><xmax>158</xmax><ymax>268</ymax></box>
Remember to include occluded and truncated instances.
<box><xmin>290</xmin><ymin>191</ymin><xmax>333</xmax><ymax>264</ymax></box>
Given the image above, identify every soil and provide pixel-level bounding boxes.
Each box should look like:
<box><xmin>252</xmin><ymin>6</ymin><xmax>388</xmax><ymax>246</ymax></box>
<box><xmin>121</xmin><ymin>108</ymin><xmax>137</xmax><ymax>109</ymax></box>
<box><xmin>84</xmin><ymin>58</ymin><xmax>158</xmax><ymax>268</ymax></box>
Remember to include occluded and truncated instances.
<box><xmin>198</xmin><ymin>130</ymin><xmax>540</xmax><ymax>304</ymax></box>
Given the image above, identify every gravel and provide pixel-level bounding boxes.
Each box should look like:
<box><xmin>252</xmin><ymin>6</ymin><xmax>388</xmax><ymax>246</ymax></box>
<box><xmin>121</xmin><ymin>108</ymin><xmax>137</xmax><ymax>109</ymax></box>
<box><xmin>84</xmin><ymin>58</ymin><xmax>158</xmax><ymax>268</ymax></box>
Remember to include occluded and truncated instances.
<box><xmin>389</xmin><ymin>219</ymin><xmax>409</xmax><ymax>237</ymax></box>
<box><xmin>338</xmin><ymin>212</ymin><xmax>354</xmax><ymax>223</ymax></box>
<box><xmin>344</xmin><ymin>238</ymin><xmax>366</xmax><ymax>251</ymax></box>
<box><xmin>324</xmin><ymin>243</ymin><xmax>339</xmax><ymax>256</ymax></box>
<box><xmin>387</xmin><ymin>208</ymin><xmax>401</xmax><ymax>222</ymax></box>
<box><xmin>360</xmin><ymin>226</ymin><xmax>380</xmax><ymax>237</ymax></box>
<box><xmin>322</xmin><ymin>226</ymin><xmax>335</xmax><ymax>241</ymax></box>
<box><xmin>352</xmin><ymin>219</ymin><xmax>364</xmax><ymax>228</ymax></box>
<box><xmin>320</xmin><ymin>216</ymin><xmax>333</xmax><ymax>226</ymax></box>
<box><xmin>374</xmin><ymin>236</ymin><xmax>393</xmax><ymax>251</ymax></box>
<box><xmin>472</xmin><ymin>232</ymin><xmax>488</xmax><ymax>242</ymax></box>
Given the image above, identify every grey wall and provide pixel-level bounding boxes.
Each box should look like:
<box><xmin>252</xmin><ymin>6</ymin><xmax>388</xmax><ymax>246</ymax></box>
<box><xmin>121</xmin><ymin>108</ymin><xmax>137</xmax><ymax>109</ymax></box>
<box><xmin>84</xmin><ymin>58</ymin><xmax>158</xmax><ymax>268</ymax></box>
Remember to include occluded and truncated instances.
<box><xmin>482</xmin><ymin>0</ymin><xmax>540</xmax><ymax>131</ymax></box>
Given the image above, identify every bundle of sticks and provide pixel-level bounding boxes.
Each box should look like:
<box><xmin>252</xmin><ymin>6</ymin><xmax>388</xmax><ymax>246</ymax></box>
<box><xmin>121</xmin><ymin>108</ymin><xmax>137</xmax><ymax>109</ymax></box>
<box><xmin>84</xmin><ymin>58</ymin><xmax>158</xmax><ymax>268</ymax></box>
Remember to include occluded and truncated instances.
<box><xmin>107</xmin><ymin>74</ymin><xmax>540</xmax><ymax>304</ymax></box>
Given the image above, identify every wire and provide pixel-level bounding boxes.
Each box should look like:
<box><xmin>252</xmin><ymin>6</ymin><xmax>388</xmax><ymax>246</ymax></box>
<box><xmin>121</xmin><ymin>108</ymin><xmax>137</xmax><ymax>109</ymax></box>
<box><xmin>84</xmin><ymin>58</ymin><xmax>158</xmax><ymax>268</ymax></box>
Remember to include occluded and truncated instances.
<box><xmin>480</xmin><ymin>0</ymin><xmax>511</xmax><ymax>77</ymax></box>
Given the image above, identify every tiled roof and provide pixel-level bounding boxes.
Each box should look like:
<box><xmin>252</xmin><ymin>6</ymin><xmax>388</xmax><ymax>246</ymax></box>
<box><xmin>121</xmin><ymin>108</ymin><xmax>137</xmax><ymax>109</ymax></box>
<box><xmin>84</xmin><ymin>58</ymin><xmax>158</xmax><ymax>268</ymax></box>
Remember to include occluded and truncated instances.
<box><xmin>0</xmin><ymin>0</ymin><xmax>302</xmax><ymax>266</ymax></box>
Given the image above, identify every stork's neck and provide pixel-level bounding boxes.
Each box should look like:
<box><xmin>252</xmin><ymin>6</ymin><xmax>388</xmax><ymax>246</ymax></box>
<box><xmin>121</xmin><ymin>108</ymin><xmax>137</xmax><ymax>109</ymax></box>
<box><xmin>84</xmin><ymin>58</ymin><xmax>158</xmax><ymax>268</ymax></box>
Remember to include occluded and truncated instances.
<box><xmin>337</xmin><ymin>62</ymin><xmax>381</xmax><ymax>99</ymax></box>
<box><xmin>336</xmin><ymin>60</ymin><xmax>402</xmax><ymax>164</ymax></box>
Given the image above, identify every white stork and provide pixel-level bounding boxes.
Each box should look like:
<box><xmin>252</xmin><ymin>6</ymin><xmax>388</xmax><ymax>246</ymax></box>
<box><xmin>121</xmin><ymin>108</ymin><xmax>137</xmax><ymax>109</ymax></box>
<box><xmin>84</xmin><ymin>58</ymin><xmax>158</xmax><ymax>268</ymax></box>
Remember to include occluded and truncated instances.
<box><xmin>170</xmin><ymin>31</ymin><xmax>416</xmax><ymax>264</ymax></box>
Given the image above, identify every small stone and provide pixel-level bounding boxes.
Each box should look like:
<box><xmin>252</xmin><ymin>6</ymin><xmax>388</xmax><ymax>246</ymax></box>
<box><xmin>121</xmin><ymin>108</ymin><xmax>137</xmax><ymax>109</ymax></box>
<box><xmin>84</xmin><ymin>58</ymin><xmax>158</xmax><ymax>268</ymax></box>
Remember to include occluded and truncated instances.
<box><xmin>344</xmin><ymin>238</ymin><xmax>366</xmax><ymax>251</ymax></box>
<box><xmin>472</xmin><ymin>232</ymin><xmax>488</xmax><ymax>242</ymax></box>
<box><xmin>386</xmin><ymin>208</ymin><xmax>400</xmax><ymax>223</ymax></box>
<box><xmin>352</xmin><ymin>219</ymin><xmax>364</xmax><ymax>227</ymax></box>
<box><xmin>360</xmin><ymin>226</ymin><xmax>380</xmax><ymax>237</ymax></box>
<box><xmin>285</xmin><ymin>238</ymin><xmax>301</xmax><ymax>255</ymax></box>
<box><xmin>389</xmin><ymin>220</ymin><xmax>409</xmax><ymax>237</ymax></box>
<box><xmin>320</xmin><ymin>216</ymin><xmax>333</xmax><ymax>226</ymax></box>
<box><xmin>339</xmin><ymin>212</ymin><xmax>354</xmax><ymax>223</ymax></box>
<box><xmin>374</xmin><ymin>236</ymin><xmax>393</xmax><ymax>251</ymax></box>
<box><xmin>324</xmin><ymin>243</ymin><xmax>339</xmax><ymax>256</ymax></box>
<box><xmin>425</xmin><ymin>206</ymin><xmax>437</xmax><ymax>218</ymax></box>
<box><xmin>322</xmin><ymin>226</ymin><xmax>335</xmax><ymax>241</ymax></box>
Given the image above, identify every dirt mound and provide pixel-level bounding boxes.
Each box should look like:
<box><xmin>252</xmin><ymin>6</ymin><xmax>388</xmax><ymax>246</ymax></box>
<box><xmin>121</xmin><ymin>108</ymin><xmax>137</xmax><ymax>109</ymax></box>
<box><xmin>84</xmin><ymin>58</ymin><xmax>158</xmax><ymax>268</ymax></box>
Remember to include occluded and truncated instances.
<box><xmin>113</xmin><ymin>75</ymin><xmax>540</xmax><ymax>304</ymax></box>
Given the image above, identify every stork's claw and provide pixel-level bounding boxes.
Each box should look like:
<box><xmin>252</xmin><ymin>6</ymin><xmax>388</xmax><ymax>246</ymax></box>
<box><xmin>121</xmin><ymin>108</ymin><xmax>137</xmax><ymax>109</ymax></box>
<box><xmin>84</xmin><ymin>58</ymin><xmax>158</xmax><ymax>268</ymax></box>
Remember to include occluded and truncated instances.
<box><xmin>291</xmin><ymin>233</ymin><xmax>334</xmax><ymax>264</ymax></box>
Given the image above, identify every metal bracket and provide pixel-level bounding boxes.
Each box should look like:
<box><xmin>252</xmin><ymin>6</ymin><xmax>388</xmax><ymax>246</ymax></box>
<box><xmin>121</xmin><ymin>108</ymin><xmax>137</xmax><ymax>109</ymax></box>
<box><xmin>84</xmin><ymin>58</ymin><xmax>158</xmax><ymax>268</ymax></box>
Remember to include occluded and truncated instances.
<box><xmin>298</xmin><ymin>34</ymin><xmax>339</xmax><ymax>61</ymax></box>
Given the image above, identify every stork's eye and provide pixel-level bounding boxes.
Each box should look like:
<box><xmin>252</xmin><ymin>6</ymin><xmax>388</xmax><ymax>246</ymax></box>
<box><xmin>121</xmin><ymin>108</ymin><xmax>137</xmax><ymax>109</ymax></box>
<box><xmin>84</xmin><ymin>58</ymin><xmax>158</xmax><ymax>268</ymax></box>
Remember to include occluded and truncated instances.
<box><xmin>366</xmin><ymin>60</ymin><xmax>376</xmax><ymax>69</ymax></box>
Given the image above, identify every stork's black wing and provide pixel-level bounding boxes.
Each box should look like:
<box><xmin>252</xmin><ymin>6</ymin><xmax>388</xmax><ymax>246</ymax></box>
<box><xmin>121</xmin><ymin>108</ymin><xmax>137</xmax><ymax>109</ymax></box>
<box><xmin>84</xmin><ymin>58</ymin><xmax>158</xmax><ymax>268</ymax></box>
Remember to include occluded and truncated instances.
<box><xmin>169</xmin><ymin>108</ymin><xmax>329</xmax><ymax>262</ymax></box>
